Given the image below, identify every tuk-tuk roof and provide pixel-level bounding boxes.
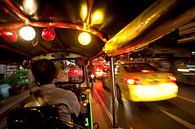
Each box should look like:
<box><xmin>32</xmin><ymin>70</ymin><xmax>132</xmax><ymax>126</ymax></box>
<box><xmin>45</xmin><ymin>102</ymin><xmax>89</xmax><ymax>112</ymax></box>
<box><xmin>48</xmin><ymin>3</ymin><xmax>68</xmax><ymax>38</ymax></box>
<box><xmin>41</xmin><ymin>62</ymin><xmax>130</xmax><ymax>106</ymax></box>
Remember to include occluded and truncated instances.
<box><xmin>0</xmin><ymin>0</ymin><xmax>194</xmax><ymax>63</ymax></box>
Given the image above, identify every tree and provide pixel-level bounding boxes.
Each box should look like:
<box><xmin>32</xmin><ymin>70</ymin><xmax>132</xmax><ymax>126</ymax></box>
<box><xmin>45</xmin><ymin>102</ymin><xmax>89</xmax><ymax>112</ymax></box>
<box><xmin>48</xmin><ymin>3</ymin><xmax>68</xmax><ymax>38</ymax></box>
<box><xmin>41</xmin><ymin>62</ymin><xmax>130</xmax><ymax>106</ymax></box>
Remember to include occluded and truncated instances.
<box><xmin>3</xmin><ymin>69</ymin><xmax>28</xmax><ymax>95</ymax></box>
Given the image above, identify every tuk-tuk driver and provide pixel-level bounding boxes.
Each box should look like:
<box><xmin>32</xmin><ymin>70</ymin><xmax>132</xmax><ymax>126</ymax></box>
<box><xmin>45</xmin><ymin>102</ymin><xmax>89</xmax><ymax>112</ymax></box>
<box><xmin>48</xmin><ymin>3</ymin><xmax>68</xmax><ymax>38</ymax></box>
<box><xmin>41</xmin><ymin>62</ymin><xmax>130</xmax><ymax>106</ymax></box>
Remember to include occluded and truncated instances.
<box><xmin>31</xmin><ymin>59</ymin><xmax>81</xmax><ymax>123</ymax></box>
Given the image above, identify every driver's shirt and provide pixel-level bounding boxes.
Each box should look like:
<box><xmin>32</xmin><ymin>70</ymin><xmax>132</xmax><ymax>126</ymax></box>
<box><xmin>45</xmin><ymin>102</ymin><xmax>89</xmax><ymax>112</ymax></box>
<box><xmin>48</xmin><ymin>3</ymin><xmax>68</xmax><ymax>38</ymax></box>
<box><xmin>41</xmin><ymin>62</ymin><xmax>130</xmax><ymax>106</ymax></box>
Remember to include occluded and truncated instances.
<box><xmin>36</xmin><ymin>84</ymin><xmax>81</xmax><ymax>123</ymax></box>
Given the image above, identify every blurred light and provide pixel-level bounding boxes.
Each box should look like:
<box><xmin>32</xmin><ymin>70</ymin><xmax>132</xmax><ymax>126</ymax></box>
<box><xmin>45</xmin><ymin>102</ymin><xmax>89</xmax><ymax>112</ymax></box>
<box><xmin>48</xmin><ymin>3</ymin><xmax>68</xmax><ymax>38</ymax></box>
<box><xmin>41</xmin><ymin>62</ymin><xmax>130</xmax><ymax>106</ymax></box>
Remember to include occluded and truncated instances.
<box><xmin>81</xmin><ymin>93</ymin><xmax>86</xmax><ymax>101</ymax></box>
<box><xmin>74</xmin><ymin>69</ymin><xmax>79</xmax><ymax>73</ymax></box>
<box><xmin>177</xmin><ymin>68</ymin><xmax>190</xmax><ymax>72</ymax></box>
<box><xmin>78</xmin><ymin>32</ymin><xmax>91</xmax><ymax>45</ymax></box>
<box><xmin>22</xmin><ymin>0</ymin><xmax>38</xmax><ymax>15</ymax></box>
<box><xmin>141</xmin><ymin>70</ymin><xmax>153</xmax><ymax>73</ymax></box>
<box><xmin>190</xmin><ymin>68</ymin><xmax>195</xmax><ymax>71</ymax></box>
<box><xmin>80</xmin><ymin>3</ymin><xmax>87</xmax><ymax>21</ymax></box>
<box><xmin>90</xmin><ymin>74</ymin><xmax>95</xmax><ymax>78</ymax></box>
<box><xmin>97</xmin><ymin>68</ymin><xmax>101</xmax><ymax>72</ymax></box>
<box><xmin>119</xmin><ymin>54</ymin><xmax>125</xmax><ymax>59</ymax></box>
<box><xmin>19</xmin><ymin>26</ymin><xmax>36</xmax><ymax>41</ymax></box>
<box><xmin>66</xmin><ymin>69</ymin><xmax>70</xmax><ymax>72</ymax></box>
<box><xmin>41</xmin><ymin>28</ymin><xmax>56</xmax><ymax>41</ymax></box>
<box><xmin>32</xmin><ymin>40</ymin><xmax>39</xmax><ymax>46</ymax></box>
<box><xmin>1</xmin><ymin>30</ymin><xmax>17</xmax><ymax>42</ymax></box>
<box><xmin>127</xmin><ymin>79</ymin><xmax>141</xmax><ymax>85</ymax></box>
<box><xmin>91</xmin><ymin>10</ymin><xmax>104</xmax><ymax>25</ymax></box>
<box><xmin>127</xmin><ymin>79</ymin><xmax>135</xmax><ymax>85</ymax></box>
<box><xmin>187</xmin><ymin>64</ymin><xmax>195</xmax><ymax>68</ymax></box>
<box><xmin>168</xmin><ymin>76</ymin><xmax>176</xmax><ymax>82</ymax></box>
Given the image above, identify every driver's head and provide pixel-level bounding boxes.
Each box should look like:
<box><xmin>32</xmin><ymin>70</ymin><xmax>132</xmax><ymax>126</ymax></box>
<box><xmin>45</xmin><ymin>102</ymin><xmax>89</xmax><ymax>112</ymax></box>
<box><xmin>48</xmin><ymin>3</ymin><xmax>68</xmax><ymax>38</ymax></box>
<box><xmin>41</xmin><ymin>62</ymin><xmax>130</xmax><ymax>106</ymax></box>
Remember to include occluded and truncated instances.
<box><xmin>31</xmin><ymin>59</ymin><xmax>57</xmax><ymax>85</ymax></box>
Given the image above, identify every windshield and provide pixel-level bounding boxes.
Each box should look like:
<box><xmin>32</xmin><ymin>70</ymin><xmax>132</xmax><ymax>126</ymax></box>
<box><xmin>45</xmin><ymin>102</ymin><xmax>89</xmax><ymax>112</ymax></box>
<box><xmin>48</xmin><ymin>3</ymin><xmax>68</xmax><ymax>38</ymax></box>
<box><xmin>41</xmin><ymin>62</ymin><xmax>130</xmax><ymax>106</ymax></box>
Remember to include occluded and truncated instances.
<box><xmin>123</xmin><ymin>63</ymin><xmax>158</xmax><ymax>72</ymax></box>
<box><xmin>52</xmin><ymin>59</ymin><xmax>84</xmax><ymax>84</ymax></box>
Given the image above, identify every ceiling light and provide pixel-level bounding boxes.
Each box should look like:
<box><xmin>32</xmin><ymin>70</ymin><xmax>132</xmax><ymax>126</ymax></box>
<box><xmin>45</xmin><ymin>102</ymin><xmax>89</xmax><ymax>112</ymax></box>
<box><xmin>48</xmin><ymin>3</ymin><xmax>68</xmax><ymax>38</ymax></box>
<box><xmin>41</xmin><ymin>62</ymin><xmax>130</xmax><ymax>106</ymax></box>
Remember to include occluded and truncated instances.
<box><xmin>19</xmin><ymin>26</ymin><xmax>36</xmax><ymax>41</ymax></box>
<box><xmin>22</xmin><ymin>0</ymin><xmax>38</xmax><ymax>15</ymax></box>
<box><xmin>91</xmin><ymin>10</ymin><xmax>104</xmax><ymax>25</ymax></box>
<box><xmin>80</xmin><ymin>3</ymin><xmax>88</xmax><ymax>21</ymax></box>
<box><xmin>0</xmin><ymin>30</ymin><xmax>17</xmax><ymax>42</ymax></box>
<box><xmin>78</xmin><ymin>32</ymin><xmax>91</xmax><ymax>45</ymax></box>
<box><xmin>41</xmin><ymin>27</ymin><xmax>56</xmax><ymax>41</ymax></box>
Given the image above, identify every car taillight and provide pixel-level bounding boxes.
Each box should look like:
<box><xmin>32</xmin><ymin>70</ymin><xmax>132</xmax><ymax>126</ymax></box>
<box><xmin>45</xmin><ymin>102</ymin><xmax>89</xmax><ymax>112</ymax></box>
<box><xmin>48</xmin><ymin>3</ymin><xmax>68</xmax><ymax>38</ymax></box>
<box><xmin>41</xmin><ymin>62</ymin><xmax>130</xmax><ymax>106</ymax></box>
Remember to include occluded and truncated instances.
<box><xmin>74</xmin><ymin>69</ymin><xmax>79</xmax><ymax>73</ymax></box>
<box><xmin>126</xmin><ymin>79</ymin><xmax>141</xmax><ymax>85</ymax></box>
<box><xmin>168</xmin><ymin>76</ymin><xmax>176</xmax><ymax>82</ymax></box>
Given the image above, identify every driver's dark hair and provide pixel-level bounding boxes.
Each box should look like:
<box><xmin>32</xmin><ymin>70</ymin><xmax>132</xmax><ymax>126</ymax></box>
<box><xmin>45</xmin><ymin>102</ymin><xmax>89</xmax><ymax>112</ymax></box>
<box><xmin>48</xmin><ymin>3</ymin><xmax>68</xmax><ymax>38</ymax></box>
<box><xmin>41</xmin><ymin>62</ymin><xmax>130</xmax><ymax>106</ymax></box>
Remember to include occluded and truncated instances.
<box><xmin>31</xmin><ymin>59</ymin><xmax>57</xmax><ymax>85</ymax></box>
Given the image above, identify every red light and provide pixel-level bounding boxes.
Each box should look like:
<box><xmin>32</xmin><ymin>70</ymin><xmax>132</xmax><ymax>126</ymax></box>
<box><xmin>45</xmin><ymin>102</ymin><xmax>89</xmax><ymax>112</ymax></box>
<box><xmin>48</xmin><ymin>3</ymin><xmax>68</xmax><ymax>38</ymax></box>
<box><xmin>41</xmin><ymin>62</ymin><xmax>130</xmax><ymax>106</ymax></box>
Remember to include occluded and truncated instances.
<box><xmin>120</xmin><ymin>54</ymin><xmax>125</xmax><ymax>58</ymax></box>
<box><xmin>0</xmin><ymin>30</ymin><xmax>17</xmax><ymax>42</ymax></box>
<box><xmin>74</xmin><ymin>69</ymin><xmax>79</xmax><ymax>73</ymax></box>
<box><xmin>126</xmin><ymin>79</ymin><xmax>141</xmax><ymax>85</ymax></box>
<box><xmin>41</xmin><ymin>27</ymin><xmax>56</xmax><ymax>41</ymax></box>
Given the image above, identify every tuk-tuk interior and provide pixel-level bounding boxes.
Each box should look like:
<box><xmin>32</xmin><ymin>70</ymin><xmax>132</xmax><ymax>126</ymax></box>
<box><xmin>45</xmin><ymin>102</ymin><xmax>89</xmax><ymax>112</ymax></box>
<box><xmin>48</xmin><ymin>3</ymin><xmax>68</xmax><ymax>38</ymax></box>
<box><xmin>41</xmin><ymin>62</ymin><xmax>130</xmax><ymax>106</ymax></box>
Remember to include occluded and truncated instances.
<box><xmin>6</xmin><ymin>53</ymin><xmax>95</xmax><ymax>129</ymax></box>
<box><xmin>0</xmin><ymin>0</ymin><xmax>194</xmax><ymax>129</ymax></box>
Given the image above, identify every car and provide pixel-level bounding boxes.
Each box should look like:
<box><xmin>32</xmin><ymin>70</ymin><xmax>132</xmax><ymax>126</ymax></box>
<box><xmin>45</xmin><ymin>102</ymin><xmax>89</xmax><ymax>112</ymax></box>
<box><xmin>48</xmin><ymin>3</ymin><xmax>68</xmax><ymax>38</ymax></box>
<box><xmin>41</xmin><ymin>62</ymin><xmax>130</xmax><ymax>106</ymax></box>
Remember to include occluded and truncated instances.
<box><xmin>102</xmin><ymin>60</ymin><xmax>178</xmax><ymax>102</ymax></box>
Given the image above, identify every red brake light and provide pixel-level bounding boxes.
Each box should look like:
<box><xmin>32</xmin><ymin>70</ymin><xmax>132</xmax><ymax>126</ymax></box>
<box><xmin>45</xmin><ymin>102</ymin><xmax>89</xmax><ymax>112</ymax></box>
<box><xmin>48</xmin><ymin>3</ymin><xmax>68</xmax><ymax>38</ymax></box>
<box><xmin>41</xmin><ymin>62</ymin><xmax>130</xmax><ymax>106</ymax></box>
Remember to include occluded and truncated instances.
<box><xmin>126</xmin><ymin>79</ymin><xmax>141</xmax><ymax>85</ymax></box>
<box><xmin>74</xmin><ymin>69</ymin><xmax>79</xmax><ymax>73</ymax></box>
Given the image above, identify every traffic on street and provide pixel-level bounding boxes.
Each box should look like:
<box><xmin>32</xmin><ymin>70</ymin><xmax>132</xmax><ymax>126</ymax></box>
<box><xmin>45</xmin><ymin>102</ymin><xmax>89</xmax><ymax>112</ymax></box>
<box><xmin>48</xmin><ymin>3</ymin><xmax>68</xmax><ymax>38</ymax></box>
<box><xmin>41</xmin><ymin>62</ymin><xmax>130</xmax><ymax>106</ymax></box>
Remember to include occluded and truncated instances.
<box><xmin>0</xmin><ymin>0</ymin><xmax>194</xmax><ymax>129</ymax></box>
<box><xmin>94</xmin><ymin>80</ymin><xmax>195</xmax><ymax>129</ymax></box>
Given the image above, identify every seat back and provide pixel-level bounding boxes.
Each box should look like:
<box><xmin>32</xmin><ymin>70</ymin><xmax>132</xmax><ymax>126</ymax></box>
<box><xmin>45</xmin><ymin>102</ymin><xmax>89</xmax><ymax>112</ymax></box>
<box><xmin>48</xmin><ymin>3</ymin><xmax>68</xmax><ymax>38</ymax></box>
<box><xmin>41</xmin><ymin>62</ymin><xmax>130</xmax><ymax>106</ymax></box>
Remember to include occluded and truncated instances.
<box><xmin>7</xmin><ymin>105</ymin><xmax>60</xmax><ymax>129</ymax></box>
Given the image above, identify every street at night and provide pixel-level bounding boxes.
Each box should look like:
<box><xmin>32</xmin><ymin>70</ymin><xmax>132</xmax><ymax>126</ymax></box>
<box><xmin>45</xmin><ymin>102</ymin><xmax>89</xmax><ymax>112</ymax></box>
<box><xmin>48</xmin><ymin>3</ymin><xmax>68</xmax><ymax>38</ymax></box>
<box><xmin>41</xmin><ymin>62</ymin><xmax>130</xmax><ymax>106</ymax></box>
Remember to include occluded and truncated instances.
<box><xmin>0</xmin><ymin>0</ymin><xmax>194</xmax><ymax>129</ymax></box>
<box><xmin>94</xmin><ymin>80</ymin><xmax>195</xmax><ymax>129</ymax></box>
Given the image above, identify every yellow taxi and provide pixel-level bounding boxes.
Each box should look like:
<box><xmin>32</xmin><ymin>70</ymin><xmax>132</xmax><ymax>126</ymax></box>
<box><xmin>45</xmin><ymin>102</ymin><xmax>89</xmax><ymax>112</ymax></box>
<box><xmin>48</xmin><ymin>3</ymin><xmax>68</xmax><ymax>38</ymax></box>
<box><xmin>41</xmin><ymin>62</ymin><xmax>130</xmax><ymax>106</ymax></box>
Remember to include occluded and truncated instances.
<box><xmin>102</xmin><ymin>60</ymin><xmax>178</xmax><ymax>102</ymax></box>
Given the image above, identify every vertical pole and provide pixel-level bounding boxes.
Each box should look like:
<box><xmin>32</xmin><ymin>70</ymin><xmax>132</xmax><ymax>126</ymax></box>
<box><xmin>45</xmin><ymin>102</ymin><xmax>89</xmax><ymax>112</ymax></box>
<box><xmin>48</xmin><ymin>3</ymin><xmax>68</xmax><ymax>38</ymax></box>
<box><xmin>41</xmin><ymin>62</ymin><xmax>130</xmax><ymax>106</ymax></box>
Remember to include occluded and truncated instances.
<box><xmin>110</xmin><ymin>56</ymin><xmax>118</xmax><ymax>128</ymax></box>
